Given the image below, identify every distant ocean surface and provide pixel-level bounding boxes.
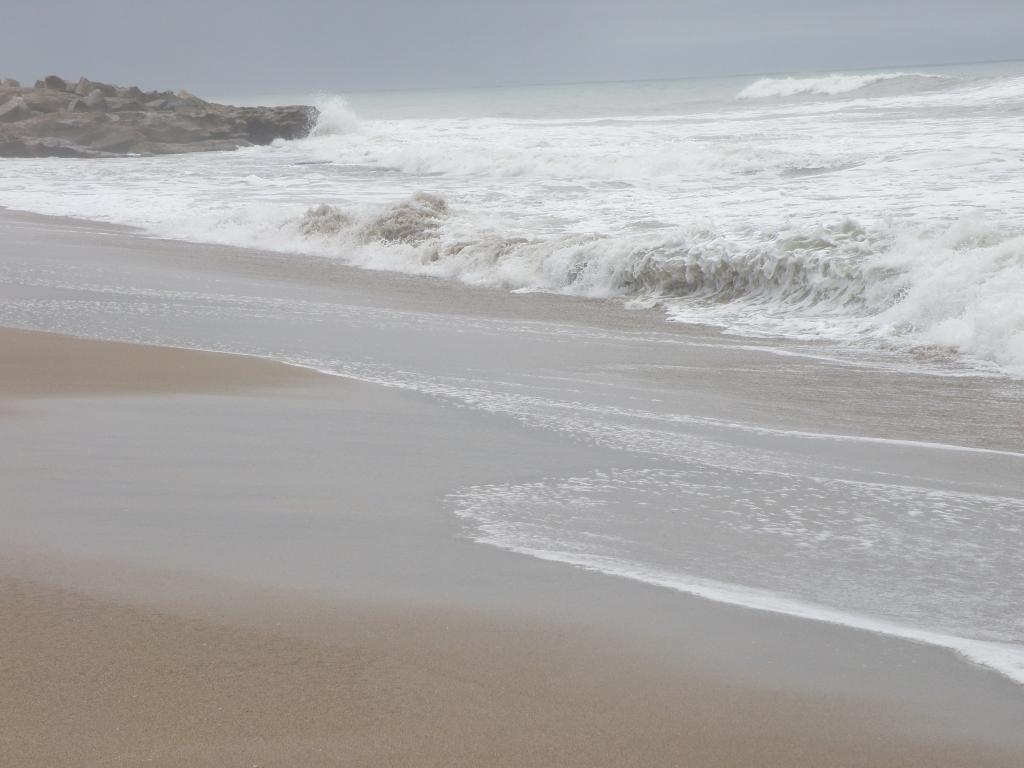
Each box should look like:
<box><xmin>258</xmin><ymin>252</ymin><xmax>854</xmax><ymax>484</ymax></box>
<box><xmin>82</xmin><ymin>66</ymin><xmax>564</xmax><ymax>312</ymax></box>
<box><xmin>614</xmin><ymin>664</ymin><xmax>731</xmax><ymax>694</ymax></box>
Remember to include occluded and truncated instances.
<box><xmin>2</xmin><ymin>61</ymin><xmax>1023</xmax><ymax>374</ymax></box>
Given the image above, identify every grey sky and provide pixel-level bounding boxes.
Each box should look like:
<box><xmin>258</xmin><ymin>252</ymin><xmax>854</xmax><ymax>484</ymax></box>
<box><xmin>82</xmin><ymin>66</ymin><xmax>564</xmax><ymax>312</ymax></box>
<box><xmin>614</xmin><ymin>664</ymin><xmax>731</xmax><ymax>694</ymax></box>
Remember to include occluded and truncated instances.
<box><xmin>4</xmin><ymin>1</ymin><xmax>1022</xmax><ymax>94</ymax></box>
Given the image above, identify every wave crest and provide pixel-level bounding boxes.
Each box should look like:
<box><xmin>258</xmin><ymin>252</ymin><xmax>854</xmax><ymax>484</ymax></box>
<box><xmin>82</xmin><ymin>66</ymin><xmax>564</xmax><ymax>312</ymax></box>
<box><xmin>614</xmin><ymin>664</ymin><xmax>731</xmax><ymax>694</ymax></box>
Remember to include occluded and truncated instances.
<box><xmin>285</xmin><ymin>198</ymin><xmax>1024</xmax><ymax>374</ymax></box>
<box><xmin>737</xmin><ymin>72</ymin><xmax>945</xmax><ymax>99</ymax></box>
<box><xmin>364</xmin><ymin>192</ymin><xmax>449</xmax><ymax>244</ymax></box>
<box><xmin>299</xmin><ymin>203</ymin><xmax>353</xmax><ymax>235</ymax></box>
<box><xmin>297</xmin><ymin>192</ymin><xmax>450</xmax><ymax>248</ymax></box>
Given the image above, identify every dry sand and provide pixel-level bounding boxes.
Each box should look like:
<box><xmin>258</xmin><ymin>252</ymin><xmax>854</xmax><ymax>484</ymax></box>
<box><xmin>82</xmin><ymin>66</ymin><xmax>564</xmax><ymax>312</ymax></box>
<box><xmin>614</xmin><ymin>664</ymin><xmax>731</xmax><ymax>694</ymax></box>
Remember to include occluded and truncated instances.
<box><xmin>2</xmin><ymin>328</ymin><xmax>1023</xmax><ymax>767</ymax></box>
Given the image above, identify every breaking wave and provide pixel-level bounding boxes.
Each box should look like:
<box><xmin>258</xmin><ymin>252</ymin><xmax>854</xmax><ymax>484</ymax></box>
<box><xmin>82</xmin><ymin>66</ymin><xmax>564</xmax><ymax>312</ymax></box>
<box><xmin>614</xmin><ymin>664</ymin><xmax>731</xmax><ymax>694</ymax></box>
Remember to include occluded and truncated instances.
<box><xmin>737</xmin><ymin>72</ymin><xmax>946</xmax><ymax>99</ymax></box>
<box><xmin>276</xmin><ymin>196</ymin><xmax>1024</xmax><ymax>375</ymax></box>
<box><xmin>294</xmin><ymin>127</ymin><xmax>863</xmax><ymax>181</ymax></box>
<box><xmin>2</xmin><ymin>63</ymin><xmax>1021</xmax><ymax>378</ymax></box>
<box><xmin>309</xmin><ymin>95</ymin><xmax>360</xmax><ymax>135</ymax></box>
<box><xmin>298</xmin><ymin>192</ymin><xmax>449</xmax><ymax>244</ymax></box>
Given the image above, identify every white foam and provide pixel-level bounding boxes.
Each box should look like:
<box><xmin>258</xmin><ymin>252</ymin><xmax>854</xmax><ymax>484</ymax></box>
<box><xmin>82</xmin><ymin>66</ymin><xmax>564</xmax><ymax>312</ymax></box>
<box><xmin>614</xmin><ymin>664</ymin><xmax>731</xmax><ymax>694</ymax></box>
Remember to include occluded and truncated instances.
<box><xmin>479</xmin><ymin>542</ymin><xmax>1024</xmax><ymax>687</ymax></box>
<box><xmin>310</xmin><ymin>95</ymin><xmax>360</xmax><ymax>135</ymax></box>
<box><xmin>448</xmin><ymin>465</ymin><xmax>1024</xmax><ymax>689</ymax></box>
<box><xmin>737</xmin><ymin>72</ymin><xmax>945</xmax><ymax>99</ymax></box>
<box><xmin>0</xmin><ymin>63</ymin><xmax>1022</xmax><ymax>376</ymax></box>
<box><xmin>273</xmin><ymin>203</ymin><xmax>1024</xmax><ymax>376</ymax></box>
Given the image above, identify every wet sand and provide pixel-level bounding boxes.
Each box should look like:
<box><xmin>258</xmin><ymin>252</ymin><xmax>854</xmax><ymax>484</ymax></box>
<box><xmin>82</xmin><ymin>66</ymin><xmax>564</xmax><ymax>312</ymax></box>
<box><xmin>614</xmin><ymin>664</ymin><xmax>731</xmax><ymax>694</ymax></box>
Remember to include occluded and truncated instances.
<box><xmin>4</xmin><ymin>567</ymin><xmax>1023</xmax><ymax>768</ymax></box>
<box><xmin>1</xmin><ymin>327</ymin><xmax>1023</xmax><ymax>767</ymax></box>
<box><xmin>0</xmin><ymin>325</ymin><xmax>320</xmax><ymax>397</ymax></box>
<box><xmin>2</xmin><ymin>209</ymin><xmax>1024</xmax><ymax>766</ymax></box>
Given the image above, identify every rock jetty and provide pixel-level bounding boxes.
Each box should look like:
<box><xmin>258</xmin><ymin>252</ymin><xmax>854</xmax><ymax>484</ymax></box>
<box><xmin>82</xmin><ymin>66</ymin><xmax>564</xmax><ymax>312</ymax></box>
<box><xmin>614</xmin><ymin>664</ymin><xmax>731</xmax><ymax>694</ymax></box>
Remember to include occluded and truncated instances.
<box><xmin>0</xmin><ymin>75</ymin><xmax>317</xmax><ymax>158</ymax></box>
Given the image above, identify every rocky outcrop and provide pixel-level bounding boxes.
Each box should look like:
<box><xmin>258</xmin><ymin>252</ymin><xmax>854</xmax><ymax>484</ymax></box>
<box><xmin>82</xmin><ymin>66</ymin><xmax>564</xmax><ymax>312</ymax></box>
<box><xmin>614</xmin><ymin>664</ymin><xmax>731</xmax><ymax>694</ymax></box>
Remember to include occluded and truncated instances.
<box><xmin>0</xmin><ymin>75</ymin><xmax>317</xmax><ymax>158</ymax></box>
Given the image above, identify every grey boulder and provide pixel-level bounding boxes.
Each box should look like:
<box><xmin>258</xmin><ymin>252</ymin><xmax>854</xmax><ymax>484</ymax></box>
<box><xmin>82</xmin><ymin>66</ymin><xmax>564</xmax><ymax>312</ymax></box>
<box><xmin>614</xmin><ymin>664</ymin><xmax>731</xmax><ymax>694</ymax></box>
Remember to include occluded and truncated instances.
<box><xmin>40</xmin><ymin>75</ymin><xmax>68</xmax><ymax>90</ymax></box>
<box><xmin>0</xmin><ymin>96</ymin><xmax>32</xmax><ymax>122</ymax></box>
<box><xmin>74</xmin><ymin>78</ymin><xmax>117</xmax><ymax>97</ymax></box>
<box><xmin>83</xmin><ymin>90</ymin><xmax>108</xmax><ymax>110</ymax></box>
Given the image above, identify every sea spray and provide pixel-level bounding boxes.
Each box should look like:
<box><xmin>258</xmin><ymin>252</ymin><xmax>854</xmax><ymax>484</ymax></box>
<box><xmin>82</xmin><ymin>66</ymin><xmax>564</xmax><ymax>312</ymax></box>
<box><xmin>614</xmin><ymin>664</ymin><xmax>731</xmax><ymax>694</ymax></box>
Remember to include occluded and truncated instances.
<box><xmin>284</xmin><ymin>197</ymin><xmax>1024</xmax><ymax>373</ymax></box>
<box><xmin>310</xmin><ymin>95</ymin><xmax>360</xmax><ymax>135</ymax></box>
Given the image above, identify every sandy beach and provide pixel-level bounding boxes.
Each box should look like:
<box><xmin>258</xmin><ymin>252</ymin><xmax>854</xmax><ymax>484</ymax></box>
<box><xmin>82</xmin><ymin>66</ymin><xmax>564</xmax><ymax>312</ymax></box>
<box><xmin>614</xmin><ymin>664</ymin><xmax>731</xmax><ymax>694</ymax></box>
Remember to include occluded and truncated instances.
<box><xmin>5</xmin><ymin>3</ymin><xmax>1024</xmax><ymax>764</ymax></box>
<box><xmin>3</xmin><ymin>567</ymin><xmax>1022</xmax><ymax>768</ymax></box>
<box><xmin>1</xmin><ymin>321</ymin><xmax>1022</xmax><ymax>767</ymax></box>
<box><xmin>2</xmin><ymin>209</ymin><xmax>1023</xmax><ymax>766</ymax></box>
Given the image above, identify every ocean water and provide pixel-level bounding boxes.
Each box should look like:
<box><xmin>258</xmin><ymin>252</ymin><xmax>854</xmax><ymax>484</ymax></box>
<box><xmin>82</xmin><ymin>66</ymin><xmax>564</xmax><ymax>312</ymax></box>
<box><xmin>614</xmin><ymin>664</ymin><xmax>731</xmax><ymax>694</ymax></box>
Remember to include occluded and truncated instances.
<box><xmin>1</xmin><ymin>61</ymin><xmax>1023</xmax><ymax>374</ymax></box>
<box><xmin>2</xmin><ymin>62</ymin><xmax>1024</xmax><ymax>686</ymax></box>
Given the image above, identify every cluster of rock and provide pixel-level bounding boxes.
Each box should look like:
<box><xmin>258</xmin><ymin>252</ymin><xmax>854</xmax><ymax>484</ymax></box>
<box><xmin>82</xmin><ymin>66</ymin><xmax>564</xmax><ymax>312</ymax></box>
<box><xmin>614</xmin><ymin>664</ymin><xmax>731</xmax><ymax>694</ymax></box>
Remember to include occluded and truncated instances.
<box><xmin>0</xmin><ymin>75</ymin><xmax>317</xmax><ymax>158</ymax></box>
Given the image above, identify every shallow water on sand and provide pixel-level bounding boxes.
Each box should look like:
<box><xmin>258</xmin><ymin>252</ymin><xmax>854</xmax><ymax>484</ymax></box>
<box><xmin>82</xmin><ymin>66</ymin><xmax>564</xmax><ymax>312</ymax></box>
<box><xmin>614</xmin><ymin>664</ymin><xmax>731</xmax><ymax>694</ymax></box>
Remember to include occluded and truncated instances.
<box><xmin>0</xmin><ymin>212</ymin><xmax>1022</xmax><ymax>687</ymax></box>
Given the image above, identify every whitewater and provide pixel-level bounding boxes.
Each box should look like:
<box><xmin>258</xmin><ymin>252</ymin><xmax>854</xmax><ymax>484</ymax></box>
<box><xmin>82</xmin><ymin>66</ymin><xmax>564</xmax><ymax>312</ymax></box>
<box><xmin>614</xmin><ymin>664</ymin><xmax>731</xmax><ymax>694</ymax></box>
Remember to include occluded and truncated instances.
<box><xmin>1</xmin><ymin>60</ymin><xmax>1023</xmax><ymax>374</ymax></box>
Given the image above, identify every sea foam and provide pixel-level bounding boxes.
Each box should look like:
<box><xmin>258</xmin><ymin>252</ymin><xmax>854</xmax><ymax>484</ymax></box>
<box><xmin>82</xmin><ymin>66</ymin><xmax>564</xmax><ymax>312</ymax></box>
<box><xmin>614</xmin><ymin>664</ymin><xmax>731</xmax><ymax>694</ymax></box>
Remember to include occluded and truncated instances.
<box><xmin>0</xmin><ymin>63</ymin><xmax>1021</xmax><ymax>376</ymax></box>
<box><xmin>737</xmin><ymin>72</ymin><xmax>945</xmax><ymax>99</ymax></box>
<box><xmin>279</xmin><ymin>198</ymin><xmax>1024</xmax><ymax>375</ymax></box>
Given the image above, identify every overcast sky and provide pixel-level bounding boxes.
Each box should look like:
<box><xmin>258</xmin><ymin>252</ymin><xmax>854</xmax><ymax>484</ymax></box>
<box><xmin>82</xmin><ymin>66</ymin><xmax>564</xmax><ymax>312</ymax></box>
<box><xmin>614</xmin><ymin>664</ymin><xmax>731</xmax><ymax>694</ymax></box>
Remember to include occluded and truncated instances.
<box><xmin>4</xmin><ymin>1</ymin><xmax>1022</xmax><ymax>94</ymax></box>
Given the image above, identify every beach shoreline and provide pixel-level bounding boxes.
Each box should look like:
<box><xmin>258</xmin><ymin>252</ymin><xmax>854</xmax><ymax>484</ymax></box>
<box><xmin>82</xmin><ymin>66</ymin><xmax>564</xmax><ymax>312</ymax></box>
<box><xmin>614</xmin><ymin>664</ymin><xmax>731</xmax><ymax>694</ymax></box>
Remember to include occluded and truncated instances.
<box><xmin>2</xmin><ymin>207</ymin><xmax>1024</xmax><ymax>765</ymax></box>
